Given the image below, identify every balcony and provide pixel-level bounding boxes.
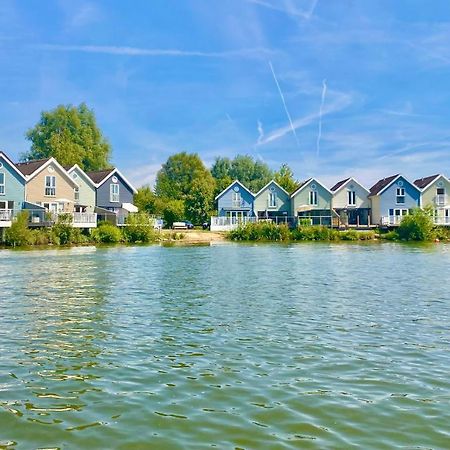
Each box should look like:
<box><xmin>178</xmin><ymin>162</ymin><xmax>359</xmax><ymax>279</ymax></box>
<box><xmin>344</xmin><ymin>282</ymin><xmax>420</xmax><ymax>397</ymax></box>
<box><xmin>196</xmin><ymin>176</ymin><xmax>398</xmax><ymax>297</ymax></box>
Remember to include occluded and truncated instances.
<box><xmin>381</xmin><ymin>215</ymin><xmax>405</xmax><ymax>226</ymax></box>
<box><xmin>72</xmin><ymin>212</ymin><xmax>98</xmax><ymax>228</ymax></box>
<box><xmin>28</xmin><ymin>210</ymin><xmax>97</xmax><ymax>228</ymax></box>
<box><xmin>434</xmin><ymin>194</ymin><xmax>447</xmax><ymax>207</ymax></box>
<box><xmin>0</xmin><ymin>209</ymin><xmax>13</xmax><ymax>227</ymax></box>
<box><xmin>210</xmin><ymin>216</ymin><xmax>256</xmax><ymax>231</ymax></box>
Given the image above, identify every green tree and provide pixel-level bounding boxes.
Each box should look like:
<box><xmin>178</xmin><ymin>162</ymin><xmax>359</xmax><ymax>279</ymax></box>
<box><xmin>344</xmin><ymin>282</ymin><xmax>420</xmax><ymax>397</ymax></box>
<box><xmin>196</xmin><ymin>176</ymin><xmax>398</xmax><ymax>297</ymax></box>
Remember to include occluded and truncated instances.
<box><xmin>134</xmin><ymin>186</ymin><xmax>158</xmax><ymax>214</ymax></box>
<box><xmin>155</xmin><ymin>198</ymin><xmax>185</xmax><ymax>226</ymax></box>
<box><xmin>397</xmin><ymin>207</ymin><xmax>435</xmax><ymax>241</ymax></box>
<box><xmin>23</xmin><ymin>103</ymin><xmax>111</xmax><ymax>171</ymax></box>
<box><xmin>185</xmin><ymin>178</ymin><xmax>215</xmax><ymax>224</ymax></box>
<box><xmin>274</xmin><ymin>163</ymin><xmax>299</xmax><ymax>193</ymax></box>
<box><xmin>155</xmin><ymin>152</ymin><xmax>214</xmax><ymax>200</ymax></box>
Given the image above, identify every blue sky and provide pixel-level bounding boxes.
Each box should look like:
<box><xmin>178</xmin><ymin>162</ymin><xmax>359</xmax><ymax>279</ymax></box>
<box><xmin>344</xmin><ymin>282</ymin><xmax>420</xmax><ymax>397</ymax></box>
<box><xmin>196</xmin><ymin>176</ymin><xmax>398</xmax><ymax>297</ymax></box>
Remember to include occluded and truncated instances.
<box><xmin>1</xmin><ymin>0</ymin><xmax>450</xmax><ymax>188</ymax></box>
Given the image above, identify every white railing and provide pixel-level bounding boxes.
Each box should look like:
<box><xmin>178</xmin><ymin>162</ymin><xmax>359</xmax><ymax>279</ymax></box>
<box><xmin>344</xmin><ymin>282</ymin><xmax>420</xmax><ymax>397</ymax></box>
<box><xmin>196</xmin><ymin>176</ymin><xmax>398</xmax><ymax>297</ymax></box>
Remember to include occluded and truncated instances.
<box><xmin>381</xmin><ymin>215</ymin><xmax>405</xmax><ymax>226</ymax></box>
<box><xmin>433</xmin><ymin>216</ymin><xmax>450</xmax><ymax>225</ymax></box>
<box><xmin>435</xmin><ymin>195</ymin><xmax>447</xmax><ymax>206</ymax></box>
<box><xmin>73</xmin><ymin>213</ymin><xmax>97</xmax><ymax>224</ymax></box>
<box><xmin>0</xmin><ymin>209</ymin><xmax>13</xmax><ymax>221</ymax></box>
<box><xmin>211</xmin><ymin>216</ymin><xmax>256</xmax><ymax>231</ymax></box>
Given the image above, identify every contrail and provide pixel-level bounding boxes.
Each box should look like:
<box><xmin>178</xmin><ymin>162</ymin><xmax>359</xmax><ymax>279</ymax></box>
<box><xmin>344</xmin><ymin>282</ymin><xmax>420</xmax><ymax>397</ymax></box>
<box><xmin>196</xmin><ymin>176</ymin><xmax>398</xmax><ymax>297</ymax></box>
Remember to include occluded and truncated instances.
<box><xmin>316</xmin><ymin>78</ymin><xmax>327</xmax><ymax>157</ymax></box>
<box><xmin>268</xmin><ymin>61</ymin><xmax>300</xmax><ymax>147</ymax></box>
<box><xmin>257</xmin><ymin>120</ymin><xmax>264</xmax><ymax>143</ymax></box>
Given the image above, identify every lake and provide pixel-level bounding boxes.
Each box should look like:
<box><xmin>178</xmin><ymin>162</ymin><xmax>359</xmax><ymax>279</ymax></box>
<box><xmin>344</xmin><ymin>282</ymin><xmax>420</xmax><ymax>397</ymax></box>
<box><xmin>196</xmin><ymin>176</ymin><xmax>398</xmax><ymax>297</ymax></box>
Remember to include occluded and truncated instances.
<box><xmin>0</xmin><ymin>243</ymin><xmax>449</xmax><ymax>449</ymax></box>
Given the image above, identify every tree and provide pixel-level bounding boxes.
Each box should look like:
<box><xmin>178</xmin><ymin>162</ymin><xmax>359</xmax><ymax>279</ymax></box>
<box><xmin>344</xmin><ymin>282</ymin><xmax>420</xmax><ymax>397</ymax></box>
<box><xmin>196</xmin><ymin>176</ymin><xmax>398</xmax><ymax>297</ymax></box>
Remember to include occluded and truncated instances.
<box><xmin>185</xmin><ymin>178</ymin><xmax>215</xmax><ymax>224</ymax></box>
<box><xmin>23</xmin><ymin>103</ymin><xmax>111</xmax><ymax>171</ymax></box>
<box><xmin>134</xmin><ymin>186</ymin><xmax>158</xmax><ymax>214</ymax></box>
<box><xmin>397</xmin><ymin>207</ymin><xmax>435</xmax><ymax>241</ymax></box>
<box><xmin>155</xmin><ymin>152</ymin><xmax>215</xmax><ymax>201</ymax></box>
<box><xmin>274</xmin><ymin>163</ymin><xmax>299</xmax><ymax>193</ymax></box>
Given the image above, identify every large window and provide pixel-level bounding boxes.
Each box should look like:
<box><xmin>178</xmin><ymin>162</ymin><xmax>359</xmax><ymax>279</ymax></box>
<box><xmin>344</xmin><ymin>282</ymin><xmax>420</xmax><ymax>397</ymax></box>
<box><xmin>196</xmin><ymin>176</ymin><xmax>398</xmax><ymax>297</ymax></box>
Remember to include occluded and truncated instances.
<box><xmin>268</xmin><ymin>192</ymin><xmax>277</xmax><ymax>207</ymax></box>
<box><xmin>232</xmin><ymin>191</ymin><xmax>241</xmax><ymax>207</ymax></box>
<box><xmin>0</xmin><ymin>173</ymin><xmax>4</xmax><ymax>195</ymax></box>
<box><xmin>347</xmin><ymin>190</ymin><xmax>356</xmax><ymax>206</ymax></box>
<box><xmin>45</xmin><ymin>176</ymin><xmax>56</xmax><ymax>196</ymax></box>
<box><xmin>110</xmin><ymin>183</ymin><xmax>120</xmax><ymax>202</ymax></box>
<box><xmin>74</xmin><ymin>187</ymin><xmax>80</xmax><ymax>202</ymax></box>
<box><xmin>396</xmin><ymin>187</ymin><xmax>405</xmax><ymax>204</ymax></box>
<box><xmin>309</xmin><ymin>190</ymin><xmax>318</xmax><ymax>205</ymax></box>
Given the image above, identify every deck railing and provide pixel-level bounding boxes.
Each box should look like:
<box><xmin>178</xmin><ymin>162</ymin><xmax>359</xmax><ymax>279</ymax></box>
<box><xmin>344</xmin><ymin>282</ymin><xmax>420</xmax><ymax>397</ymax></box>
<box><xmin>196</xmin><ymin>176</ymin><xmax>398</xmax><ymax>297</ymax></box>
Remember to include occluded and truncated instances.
<box><xmin>0</xmin><ymin>209</ymin><xmax>13</xmax><ymax>221</ymax></box>
<box><xmin>434</xmin><ymin>195</ymin><xmax>447</xmax><ymax>206</ymax></box>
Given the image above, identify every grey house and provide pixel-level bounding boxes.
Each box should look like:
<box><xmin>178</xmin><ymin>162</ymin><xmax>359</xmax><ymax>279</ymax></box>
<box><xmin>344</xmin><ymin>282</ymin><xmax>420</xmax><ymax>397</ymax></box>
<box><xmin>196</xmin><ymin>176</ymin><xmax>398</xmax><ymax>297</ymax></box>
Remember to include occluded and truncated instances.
<box><xmin>87</xmin><ymin>168</ymin><xmax>138</xmax><ymax>225</ymax></box>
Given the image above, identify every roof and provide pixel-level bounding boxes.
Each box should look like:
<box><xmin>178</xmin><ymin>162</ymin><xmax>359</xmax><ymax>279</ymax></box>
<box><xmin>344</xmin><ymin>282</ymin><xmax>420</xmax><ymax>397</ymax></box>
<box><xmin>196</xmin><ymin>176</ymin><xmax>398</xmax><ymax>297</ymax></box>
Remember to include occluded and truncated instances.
<box><xmin>16</xmin><ymin>158</ymin><xmax>51</xmax><ymax>176</ymax></box>
<box><xmin>215</xmin><ymin>179</ymin><xmax>254</xmax><ymax>200</ymax></box>
<box><xmin>413</xmin><ymin>174</ymin><xmax>441</xmax><ymax>190</ymax></box>
<box><xmin>254</xmin><ymin>179</ymin><xmax>289</xmax><ymax>197</ymax></box>
<box><xmin>86</xmin><ymin>168</ymin><xmax>115</xmax><ymax>184</ymax></box>
<box><xmin>0</xmin><ymin>150</ymin><xmax>27</xmax><ymax>180</ymax></box>
<box><xmin>369</xmin><ymin>174</ymin><xmax>400</xmax><ymax>196</ymax></box>
<box><xmin>290</xmin><ymin>177</ymin><xmax>332</xmax><ymax>197</ymax></box>
<box><xmin>66</xmin><ymin>164</ymin><xmax>97</xmax><ymax>188</ymax></box>
<box><xmin>330</xmin><ymin>177</ymin><xmax>351</xmax><ymax>192</ymax></box>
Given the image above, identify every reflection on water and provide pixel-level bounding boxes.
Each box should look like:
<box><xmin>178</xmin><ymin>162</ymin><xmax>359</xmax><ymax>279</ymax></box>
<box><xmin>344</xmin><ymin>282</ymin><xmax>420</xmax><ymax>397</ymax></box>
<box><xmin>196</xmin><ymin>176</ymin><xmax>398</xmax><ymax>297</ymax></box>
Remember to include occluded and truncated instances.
<box><xmin>0</xmin><ymin>243</ymin><xmax>449</xmax><ymax>449</ymax></box>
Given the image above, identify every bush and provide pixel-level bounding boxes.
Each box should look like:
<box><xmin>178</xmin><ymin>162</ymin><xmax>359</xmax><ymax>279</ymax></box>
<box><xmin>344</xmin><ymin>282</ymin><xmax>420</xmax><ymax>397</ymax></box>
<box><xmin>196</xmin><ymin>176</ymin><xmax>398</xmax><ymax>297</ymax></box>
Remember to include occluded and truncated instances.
<box><xmin>4</xmin><ymin>211</ymin><xmax>34</xmax><ymax>247</ymax></box>
<box><xmin>91</xmin><ymin>222</ymin><xmax>123</xmax><ymax>243</ymax></box>
<box><xmin>52</xmin><ymin>213</ymin><xmax>86</xmax><ymax>245</ymax></box>
<box><xmin>435</xmin><ymin>227</ymin><xmax>450</xmax><ymax>241</ymax></box>
<box><xmin>291</xmin><ymin>226</ymin><xmax>339</xmax><ymax>241</ymax></box>
<box><xmin>122</xmin><ymin>212</ymin><xmax>158</xmax><ymax>243</ymax></box>
<box><xmin>339</xmin><ymin>230</ymin><xmax>359</xmax><ymax>241</ymax></box>
<box><xmin>397</xmin><ymin>208</ymin><xmax>435</xmax><ymax>241</ymax></box>
<box><xmin>229</xmin><ymin>221</ymin><xmax>290</xmax><ymax>241</ymax></box>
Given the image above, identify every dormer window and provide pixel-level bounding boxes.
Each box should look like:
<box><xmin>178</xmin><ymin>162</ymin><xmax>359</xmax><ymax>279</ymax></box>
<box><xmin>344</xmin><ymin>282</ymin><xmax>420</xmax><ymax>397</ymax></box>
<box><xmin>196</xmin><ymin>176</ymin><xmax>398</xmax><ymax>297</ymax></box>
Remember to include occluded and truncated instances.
<box><xmin>396</xmin><ymin>187</ymin><xmax>405</xmax><ymax>204</ymax></box>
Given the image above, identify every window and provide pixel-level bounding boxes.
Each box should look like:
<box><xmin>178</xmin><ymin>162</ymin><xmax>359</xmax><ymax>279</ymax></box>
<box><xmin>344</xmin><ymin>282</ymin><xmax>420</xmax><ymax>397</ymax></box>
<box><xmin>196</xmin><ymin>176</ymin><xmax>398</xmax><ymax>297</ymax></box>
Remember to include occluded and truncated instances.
<box><xmin>396</xmin><ymin>187</ymin><xmax>405</xmax><ymax>204</ymax></box>
<box><xmin>0</xmin><ymin>172</ymin><xmax>4</xmax><ymax>195</ymax></box>
<box><xmin>110</xmin><ymin>183</ymin><xmax>120</xmax><ymax>202</ymax></box>
<box><xmin>232</xmin><ymin>191</ymin><xmax>241</xmax><ymax>207</ymax></box>
<box><xmin>45</xmin><ymin>176</ymin><xmax>56</xmax><ymax>196</ymax></box>
<box><xmin>347</xmin><ymin>191</ymin><xmax>356</xmax><ymax>206</ymax></box>
<box><xmin>437</xmin><ymin>188</ymin><xmax>445</xmax><ymax>195</ymax></box>
<box><xmin>268</xmin><ymin>192</ymin><xmax>277</xmax><ymax>207</ymax></box>
<box><xmin>309</xmin><ymin>190</ymin><xmax>318</xmax><ymax>205</ymax></box>
<box><xmin>74</xmin><ymin>187</ymin><xmax>80</xmax><ymax>202</ymax></box>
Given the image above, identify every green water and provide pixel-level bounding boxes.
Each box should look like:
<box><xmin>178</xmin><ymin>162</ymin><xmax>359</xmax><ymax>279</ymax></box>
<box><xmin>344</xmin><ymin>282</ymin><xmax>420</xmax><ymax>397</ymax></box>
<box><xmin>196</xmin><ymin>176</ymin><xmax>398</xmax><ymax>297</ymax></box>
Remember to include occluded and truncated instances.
<box><xmin>0</xmin><ymin>243</ymin><xmax>449</xmax><ymax>449</ymax></box>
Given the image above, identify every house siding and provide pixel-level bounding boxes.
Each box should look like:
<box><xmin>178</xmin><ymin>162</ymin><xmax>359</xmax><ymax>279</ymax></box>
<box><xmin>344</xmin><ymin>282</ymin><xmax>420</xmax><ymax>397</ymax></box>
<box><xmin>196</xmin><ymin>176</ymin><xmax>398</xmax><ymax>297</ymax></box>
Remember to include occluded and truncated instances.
<box><xmin>291</xmin><ymin>179</ymin><xmax>332</xmax><ymax>213</ymax></box>
<box><xmin>254</xmin><ymin>182</ymin><xmax>290</xmax><ymax>216</ymax></box>
<box><xmin>332</xmin><ymin>181</ymin><xmax>370</xmax><ymax>209</ymax></box>
<box><xmin>96</xmin><ymin>172</ymin><xmax>134</xmax><ymax>209</ymax></box>
<box><xmin>217</xmin><ymin>181</ymin><xmax>254</xmax><ymax>216</ymax></box>
<box><xmin>69</xmin><ymin>167</ymin><xmax>96</xmax><ymax>211</ymax></box>
<box><xmin>0</xmin><ymin>155</ymin><xmax>25</xmax><ymax>211</ymax></box>
<box><xmin>420</xmin><ymin>176</ymin><xmax>450</xmax><ymax>213</ymax></box>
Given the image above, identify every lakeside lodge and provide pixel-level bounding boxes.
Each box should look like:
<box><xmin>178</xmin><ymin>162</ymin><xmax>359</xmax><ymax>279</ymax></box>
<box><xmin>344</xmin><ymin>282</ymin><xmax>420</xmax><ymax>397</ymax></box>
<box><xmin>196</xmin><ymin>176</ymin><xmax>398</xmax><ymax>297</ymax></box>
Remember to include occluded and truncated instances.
<box><xmin>0</xmin><ymin>150</ymin><xmax>449</xmax><ymax>232</ymax></box>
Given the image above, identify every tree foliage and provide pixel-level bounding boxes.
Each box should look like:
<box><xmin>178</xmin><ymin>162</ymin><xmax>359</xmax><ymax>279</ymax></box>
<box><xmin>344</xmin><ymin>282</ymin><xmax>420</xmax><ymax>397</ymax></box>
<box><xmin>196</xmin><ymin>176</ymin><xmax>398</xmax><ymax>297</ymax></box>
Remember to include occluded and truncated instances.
<box><xmin>274</xmin><ymin>163</ymin><xmax>299</xmax><ymax>193</ymax></box>
<box><xmin>23</xmin><ymin>103</ymin><xmax>111</xmax><ymax>171</ymax></box>
<box><xmin>185</xmin><ymin>178</ymin><xmax>215</xmax><ymax>224</ymax></box>
<box><xmin>134</xmin><ymin>186</ymin><xmax>158</xmax><ymax>214</ymax></box>
<box><xmin>396</xmin><ymin>207</ymin><xmax>435</xmax><ymax>241</ymax></box>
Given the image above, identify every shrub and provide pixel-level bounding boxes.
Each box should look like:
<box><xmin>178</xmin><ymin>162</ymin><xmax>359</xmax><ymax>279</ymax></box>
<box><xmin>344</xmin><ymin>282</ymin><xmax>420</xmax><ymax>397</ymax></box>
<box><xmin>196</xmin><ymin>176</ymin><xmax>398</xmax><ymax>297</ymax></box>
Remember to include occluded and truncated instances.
<box><xmin>339</xmin><ymin>230</ymin><xmax>359</xmax><ymax>241</ymax></box>
<box><xmin>435</xmin><ymin>227</ymin><xmax>450</xmax><ymax>241</ymax></box>
<box><xmin>92</xmin><ymin>222</ymin><xmax>123</xmax><ymax>243</ymax></box>
<box><xmin>52</xmin><ymin>213</ymin><xmax>82</xmax><ymax>245</ymax></box>
<box><xmin>228</xmin><ymin>221</ymin><xmax>290</xmax><ymax>241</ymax></box>
<box><xmin>122</xmin><ymin>212</ymin><xmax>158</xmax><ymax>243</ymax></box>
<box><xmin>397</xmin><ymin>208</ymin><xmax>435</xmax><ymax>241</ymax></box>
<box><xmin>291</xmin><ymin>226</ymin><xmax>339</xmax><ymax>241</ymax></box>
<box><xmin>4</xmin><ymin>211</ymin><xmax>34</xmax><ymax>247</ymax></box>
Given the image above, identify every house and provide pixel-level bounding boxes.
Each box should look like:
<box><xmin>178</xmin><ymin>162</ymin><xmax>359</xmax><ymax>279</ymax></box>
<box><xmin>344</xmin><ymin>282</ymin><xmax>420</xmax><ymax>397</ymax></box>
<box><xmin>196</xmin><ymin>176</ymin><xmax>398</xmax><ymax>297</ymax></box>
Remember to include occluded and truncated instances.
<box><xmin>16</xmin><ymin>157</ymin><xmax>80</xmax><ymax>226</ymax></box>
<box><xmin>0</xmin><ymin>151</ymin><xmax>26</xmax><ymax>228</ymax></box>
<box><xmin>65</xmin><ymin>164</ymin><xmax>96</xmax><ymax>212</ymax></box>
<box><xmin>86</xmin><ymin>168</ymin><xmax>138</xmax><ymax>225</ymax></box>
<box><xmin>211</xmin><ymin>180</ymin><xmax>255</xmax><ymax>230</ymax></box>
<box><xmin>414</xmin><ymin>174</ymin><xmax>450</xmax><ymax>225</ymax></box>
<box><xmin>253</xmin><ymin>180</ymin><xmax>291</xmax><ymax>223</ymax></box>
<box><xmin>291</xmin><ymin>178</ymin><xmax>334</xmax><ymax>226</ymax></box>
<box><xmin>369</xmin><ymin>174</ymin><xmax>421</xmax><ymax>225</ymax></box>
<box><xmin>331</xmin><ymin>177</ymin><xmax>371</xmax><ymax>226</ymax></box>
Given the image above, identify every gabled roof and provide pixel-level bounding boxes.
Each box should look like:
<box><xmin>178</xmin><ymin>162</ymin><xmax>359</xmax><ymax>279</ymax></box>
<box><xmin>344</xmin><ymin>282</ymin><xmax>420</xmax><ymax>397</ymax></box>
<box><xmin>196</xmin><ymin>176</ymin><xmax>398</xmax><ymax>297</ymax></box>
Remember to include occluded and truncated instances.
<box><xmin>16</xmin><ymin>157</ymin><xmax>78</xmax><ymax>187</ymax></box>
<box><xmin>290</xmin><ymin>177</ymin><xmax>332</xmax><ymax>198</ymax></box>
<box><xmin>0</xmin><ymin>150</ymin><xmax>27</xmax><ymax>180</ymax></box>
<box><xmin>66</xmin><ymin>164</ymin><xmax>97</xmax><ymax>188</ymax></box>
<box><xmin>254</xmin><ymin>179</ymin><xmax>289</xmax><ymax>197</ymax></box>
<box><xmin>16</xmin><ymin>158</ymin><xmax>51</xmax><ymax>176</ymax></box>
<box><xmin>413</xmin><ymin>174</ymin><xmax>442</xmax><ymax>190</ymax></box>
<box><xmin>330</xmin><ymin>177</ymin><xmax>369</xmax><ymax>194</ymax></box>
<box><xmin>86</xmin><ymin>168</ymin><xmax>138</xmax><ymax>194</ymax></box>
<box><xmin>369</xmin><ymin>174</ymin><xmax>400</xmax><ymax>196</ymax></box>
<box><xmin>215</xmin><ymin>179</ymin><xmax>254</xmax><ymax>201</ymax></box>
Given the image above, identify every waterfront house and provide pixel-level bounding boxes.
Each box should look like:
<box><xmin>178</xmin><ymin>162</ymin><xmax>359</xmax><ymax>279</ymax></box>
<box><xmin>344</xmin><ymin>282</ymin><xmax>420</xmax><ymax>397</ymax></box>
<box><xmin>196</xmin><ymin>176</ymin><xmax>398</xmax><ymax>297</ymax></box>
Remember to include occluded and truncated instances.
<box><xmin>65</xmin><ymin>164</ymin><xmax>96</xmax><ymax>212</ymax></box>
<box><xmin>414</xmin><ymin>174</ymin><xmax>450</xmax><ymax>225</ymax></box>
<box><xmin>291</xmin><ymin>178</ymin><xmax>334</xmax><ymax>226</ymax></box>
<box><xmin>87</xmin><ymin>168</ymin><xmax>138</xmax><ymax>225</ymax></box>
<box><xmin>16</xmin><ymin>157</ymin><xmax>79</xmax><ymax>226</ymax></box>
<box><xmin>211</xmin><ymin>180</ymin><xmax>255</xmax><ymax>230</ymax></box>
<box><xmin>331</xmin><ymin>177</ymin><xmax>371</xmax><ymax>226</ymax></box>
<box><xmin>369</xmin><ymin>174</ymin><xmax>421</xmax><ymax>225</ymax></box>
<box><xmin>0</xmin><ymin>151</ymin><xmax>26</xmax><ymax>228</ymax></box>
<box><xmin>254</xmin><ymin>180</ymin><xmax>291</xmax><ymax>223</ymax></box>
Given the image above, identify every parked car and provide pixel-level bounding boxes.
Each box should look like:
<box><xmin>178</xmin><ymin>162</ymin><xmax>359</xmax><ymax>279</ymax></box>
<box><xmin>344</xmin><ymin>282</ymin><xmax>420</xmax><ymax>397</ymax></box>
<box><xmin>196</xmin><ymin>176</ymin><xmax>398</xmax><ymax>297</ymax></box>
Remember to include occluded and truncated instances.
<box><xmin>172</xmin><ymin>220</ymin><xmax>194</xmax><ymax>230</ymax></box>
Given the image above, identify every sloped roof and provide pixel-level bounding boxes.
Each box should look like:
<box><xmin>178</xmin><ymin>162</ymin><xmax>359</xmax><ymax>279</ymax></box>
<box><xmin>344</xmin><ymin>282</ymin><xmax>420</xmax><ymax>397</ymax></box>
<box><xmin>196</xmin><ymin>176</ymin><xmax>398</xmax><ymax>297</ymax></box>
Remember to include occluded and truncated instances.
<box><xmin>0</xmin><ymin>151</ymin><xmax>27</xmax><ymax>180</ymax></box>
<box><xmin>86</xmin><ymin>169</ymin><xmax>115</xmax><ymax>184</ymax></box>
<box><xmin>330</xmin><ymin>177</ymin><xmax>351</xmax><ymax>192</ymax></box>
<box><xmin>215</xmin><ymin>179</ymin><xmax>255</xmax><ymax>200</ymax></box>
<box><xmin>290</xmin><ymin>178</ymin><xmax>332</xmax><ymax>197</ymax></box>
<box><xmin>414</xmin><ymin>174</ymin><xmax>440</xmax><ymax>189</ymax></box>
<box><xmin>369</xmin><ymin>174</ymin><xmax>399</xmax><ymax>196</ymax></box>
<box><xmin>16</xmin><ymin>158</ymin><xmax>51</xmax><ymax>176</ymax></box>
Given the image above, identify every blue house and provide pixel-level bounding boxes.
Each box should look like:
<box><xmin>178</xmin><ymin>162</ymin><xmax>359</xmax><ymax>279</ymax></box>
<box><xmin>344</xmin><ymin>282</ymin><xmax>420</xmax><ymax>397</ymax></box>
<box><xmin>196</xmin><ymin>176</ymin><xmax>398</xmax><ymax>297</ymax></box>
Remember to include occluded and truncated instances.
<box><xmin>369</xmin><ymin>174</ymin><xmax>421</xmax><ymax>225</ymax></box>
<box><xmin>0</xmin><ymin>151</ymin><xmax>26</xmax><ymax>227</ymax></box>
<box><xmin>87</xmin><ymin>168</ymin><xmax>138</xmax><ymax>225</ymax></box>
<box><xmin>215</xmin><ymin>180</ymin><xmax>255</xmax><ymax>219</ymax></box>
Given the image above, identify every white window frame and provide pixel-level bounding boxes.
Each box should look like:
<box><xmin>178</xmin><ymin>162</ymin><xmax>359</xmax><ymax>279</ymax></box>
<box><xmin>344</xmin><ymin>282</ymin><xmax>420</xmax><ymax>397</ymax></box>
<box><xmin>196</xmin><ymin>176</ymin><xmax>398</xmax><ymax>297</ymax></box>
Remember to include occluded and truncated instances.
<box><xmin>0</xmin><ymin>172</ymin><xmax>4</xmax><ymax>195</ymax></box>
<box><xmin>45</xmin><ymin>175</ymin><xmax>56</xmax><ymax>196</ymax></box>
<box><xmin>347</xmin><ymin>190</ymin><xmax>356</xmax><ymax>206</ymax></box>
<box><xmin>309</xmin><ymin>190</ymin><xmax>318</xmax><ymax>206</ymax></box>
<box><xmin>396</xmin><ymin>187</ymin><xmax>405</xmax><ymax>204</ymax></box>
<box><xmin>110</xmin><ymin>183</ymin><xmax>120</xmax><ymax>202</ymax></box>
<box><xmin>74</xmin><ymin>187</ymin><xmax>80</xmax><ymax>202</ymax></box>
<box><xmin>268</xmin><ymin>192</ymin><xmax>277</xmax><ymax>208</ymax></box>
<box><xmin>232</xmin><ymin>191</ymin><xmax>241</xmax><ymax>207</ymax></box>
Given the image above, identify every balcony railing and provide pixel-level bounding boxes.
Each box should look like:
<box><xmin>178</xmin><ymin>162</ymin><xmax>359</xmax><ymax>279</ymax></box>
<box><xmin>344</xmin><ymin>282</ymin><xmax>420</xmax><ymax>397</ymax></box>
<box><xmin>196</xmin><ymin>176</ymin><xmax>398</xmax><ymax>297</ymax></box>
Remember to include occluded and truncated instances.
<box><xmin>435</xmin><ymin>194</ymin><xmax>447</xmax><ymax>206</ymax></box>
<box><xmin>27</xmin><ymin>210</ymin><xmax>97</xmax><ymax>227</ymax></box>
<box><xmin>381</xmin><ymin>215</ymin><xmax>405</xmax><ymax>226</ymax></box>
<box><xmin>211</xmin><ymin>216</ymin><xmax>256</xmax><ymax>231</ymax></box>
<box><xmin>0</xmin><ymin>209</ymin><xmax>13</xmax><ymax>221</ymax></box>
<box><xmin>433</xmin><ymin>216</ymin><xmax>450</xmax><ymax>225</ymax></box>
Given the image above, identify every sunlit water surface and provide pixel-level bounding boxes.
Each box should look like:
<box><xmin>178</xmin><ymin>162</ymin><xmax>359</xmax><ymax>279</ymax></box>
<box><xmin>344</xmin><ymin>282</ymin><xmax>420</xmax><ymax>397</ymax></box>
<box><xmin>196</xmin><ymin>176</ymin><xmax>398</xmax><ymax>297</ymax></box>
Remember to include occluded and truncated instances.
<box><xmin>0</xmin><ymin>243</ymin><xmax>449</xmax><ymax>449</ymax></box>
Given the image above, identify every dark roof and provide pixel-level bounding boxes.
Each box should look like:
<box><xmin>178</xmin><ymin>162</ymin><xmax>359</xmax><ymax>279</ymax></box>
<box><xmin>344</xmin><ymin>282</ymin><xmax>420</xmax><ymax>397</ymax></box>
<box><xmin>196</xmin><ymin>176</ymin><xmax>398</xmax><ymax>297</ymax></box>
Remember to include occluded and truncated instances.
<box><xmin>414</xmin><ymin>174</ymin><xmax>440</xmax><ymax>189</ymax></box>
<box><xmin>15</xmin><ymin>158</ymin><xmax>51</xmax><ymax>176</ymax></box>
<box><xmin>86</xmin><ymin>169</ymin><xmax>115</xmax><ymax>184</ymax></box>
<box><xmin>369</xmin><ymin>174</ymin><xmax>399</xmax><ymax>196</ymax></box>
<box><xmin>330</xmin><ymin>177</ymin><xmax>351</xmax><ymax>192</ymax></box>
<box><xmin>290</xmin><ymin>178</ymin><xmax>311</xmax><ymax>196</ymax></box>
